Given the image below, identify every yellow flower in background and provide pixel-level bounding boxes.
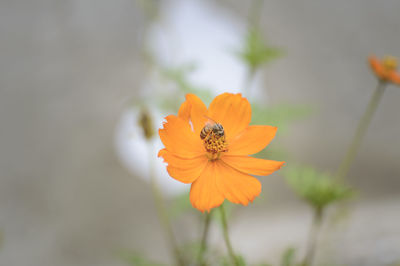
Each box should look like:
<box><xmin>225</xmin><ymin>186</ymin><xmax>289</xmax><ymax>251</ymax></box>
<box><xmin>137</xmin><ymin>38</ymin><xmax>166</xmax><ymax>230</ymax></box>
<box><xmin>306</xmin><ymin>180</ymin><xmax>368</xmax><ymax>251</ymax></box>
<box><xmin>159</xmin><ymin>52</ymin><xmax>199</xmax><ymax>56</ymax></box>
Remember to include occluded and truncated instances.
<box><xmin>158</xmin><ymin>93</ymin><xmax>284</xmax><ymax>212</ymax></box>
<box><xmin>369</xmin><ymin>55</ymin><xmax>400</xmax><ymax>85</ymax></box>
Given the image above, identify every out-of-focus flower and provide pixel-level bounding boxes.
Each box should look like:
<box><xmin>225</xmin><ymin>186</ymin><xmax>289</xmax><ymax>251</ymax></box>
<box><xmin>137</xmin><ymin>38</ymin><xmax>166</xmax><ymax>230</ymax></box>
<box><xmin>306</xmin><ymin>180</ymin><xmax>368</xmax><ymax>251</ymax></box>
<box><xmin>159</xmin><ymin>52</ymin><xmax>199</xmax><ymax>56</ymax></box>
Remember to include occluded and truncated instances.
<box><xmin>138</xmin><ymin>108</ymin><xmax>155</xmax><ymax>140</ymax></box>
<box><xmin>368</xmin><ymin>55</ymin><xmax>400</xmax><ymax>85</ymax></box>
<box><xmin>284</xmin><ymin>165</ymin><xmax>353</xmax><ymax>210</ymax></box>
<box><xmin>158</xmin><ymin>93</ymin><xmax>284</xmax><ymax>212</ymax></box>
<box><xmin>115</xmin><ymin>107</ymin><xmax>187</xmax><ymax>196</ymax></box>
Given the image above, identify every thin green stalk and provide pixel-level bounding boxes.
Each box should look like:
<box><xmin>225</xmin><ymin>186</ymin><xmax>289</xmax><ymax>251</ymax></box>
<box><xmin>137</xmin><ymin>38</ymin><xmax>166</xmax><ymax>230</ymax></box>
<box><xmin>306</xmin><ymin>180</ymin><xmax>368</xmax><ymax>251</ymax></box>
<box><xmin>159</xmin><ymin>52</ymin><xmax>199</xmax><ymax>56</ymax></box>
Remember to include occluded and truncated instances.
<box><xmin>248</xmin><ymin>0</ymin><xmax>264</xmax><ymax>31</ymax></box>
<box><xmin>243</xmin><ymin>0</ymin><xmax>264</xmax><ymax>97</ymax></box>
<box><xmin>148</xmin><ymin>143</ymin><xmax>185</xmax><ymax>266</ymax></box>
<box><xmin>302</xmin><ymin>207</ymin><xmax>323</xmax><ymax>266</ymax></box>
<box><xmin>219</xmin><ymin>204</ymin><xmax>239</xmax><ymax>266</ymax></box>
<box><xmin>336</xmin><ymin>81</ymin><xmax>387</xmax><ymax>181</ymax></box>
<box><xmin>197</xmin><ymin>211</ymin><xmax>212</xmax><ymax>266</ymax></box>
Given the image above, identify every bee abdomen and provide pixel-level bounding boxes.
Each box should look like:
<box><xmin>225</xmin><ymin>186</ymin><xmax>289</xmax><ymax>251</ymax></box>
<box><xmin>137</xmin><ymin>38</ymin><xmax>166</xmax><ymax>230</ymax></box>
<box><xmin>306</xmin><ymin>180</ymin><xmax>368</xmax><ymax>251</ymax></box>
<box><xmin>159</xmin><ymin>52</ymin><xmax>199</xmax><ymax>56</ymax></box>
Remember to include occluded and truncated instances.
<box><xmin>200</xmin><ymin>126</ymin><xmax>211</xmax><ymax>139</ymax></box>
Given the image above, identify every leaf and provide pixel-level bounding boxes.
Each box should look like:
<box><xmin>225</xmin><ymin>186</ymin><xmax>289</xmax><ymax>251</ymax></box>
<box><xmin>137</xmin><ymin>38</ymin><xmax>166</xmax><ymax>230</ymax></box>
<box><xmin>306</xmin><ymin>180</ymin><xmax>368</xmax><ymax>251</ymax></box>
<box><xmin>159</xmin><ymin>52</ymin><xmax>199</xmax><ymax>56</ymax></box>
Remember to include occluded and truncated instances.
<box><xmin>219</xmin><ymin>254</ymin><xmax>247</xmax><ymax>266</ymax></box>
<box><xmin>235</xmin><ymin>28</ymin><xmax>285</xmax><ymax>71</ymax></box>
<box><xmin>280</xmin><ymin>247</ymin><xmax>297</xmax><ymax>266</ymax></box>
<box><xmin>283</xmin><ymin>165</ymin><xmax>353</xmax><ymax>209</ymax></box>
<box><xmin>119</xmin><ymin>251</ymin><xmax>165</xmax><ymax>266</ymax></box>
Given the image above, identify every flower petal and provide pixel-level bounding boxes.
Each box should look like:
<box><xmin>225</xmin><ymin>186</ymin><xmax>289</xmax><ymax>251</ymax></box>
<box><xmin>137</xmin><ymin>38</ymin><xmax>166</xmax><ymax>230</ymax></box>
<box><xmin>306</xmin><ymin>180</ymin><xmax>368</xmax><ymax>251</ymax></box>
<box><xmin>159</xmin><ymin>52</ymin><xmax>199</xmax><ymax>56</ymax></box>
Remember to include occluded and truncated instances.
<box><xmin>389</xmin><ymin>72</ymin><xmax>400</xmax><ymax>85</ymax></box>
<box><xmin>227</xmin><ymin>125</ymin><xmax>277</xmax><ymax>155</ymax></box>
<box><xmin>185</xmin><ymin>94</ymin><xmax>208</xmax><ymax>135</ymax></box>
<box><xmin>159</xmin><ymin>115</ymin><xmax>204</xmax><ymax>157</ymax></box>
<box><xmin>222</xmin><ymin>155</ymin><xmax>284</xmax><ymax>176</ymax></box>
<box><xmin>369</xmin><ymin>56</ymin><xmax>385</xmax><ymax>79</ymax></box>
<box><xmin>215</xmin><ymin>161</ymin><xmax>261</xmax><ymax>205</ymax></box>
<box><xmin>207</xmin><ymin>93</ymin><xmax>251</xmax><ymax>140</ymax></box>
<box><xmin>158</xmin><ymin>149</ymin><xmax>208</xmax><ymax>184</ymax></box>
<box><xmin>178</xmin><ymin>99</ymin><xmax>191</xmax><ymax>122</ymax></box>
<box><xmin>189</xmin><ymin>162</ymin><xmax>225</xmax><ymax>212</ymax></box>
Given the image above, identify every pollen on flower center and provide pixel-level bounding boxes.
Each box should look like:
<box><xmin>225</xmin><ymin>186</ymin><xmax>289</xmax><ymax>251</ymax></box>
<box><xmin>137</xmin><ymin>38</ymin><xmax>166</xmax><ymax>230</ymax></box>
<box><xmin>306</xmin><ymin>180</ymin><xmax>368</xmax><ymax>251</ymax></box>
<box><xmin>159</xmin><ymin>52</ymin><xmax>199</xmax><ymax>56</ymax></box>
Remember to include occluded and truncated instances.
<box><xmin>383</xmin><ymin>56</ymin><xmax>398</xmax><ymax>71</ymax></box>
<box><xmin>204</xmin><ymin>133</ymin><xmax>227</xmax><ymax>152</ymax></box>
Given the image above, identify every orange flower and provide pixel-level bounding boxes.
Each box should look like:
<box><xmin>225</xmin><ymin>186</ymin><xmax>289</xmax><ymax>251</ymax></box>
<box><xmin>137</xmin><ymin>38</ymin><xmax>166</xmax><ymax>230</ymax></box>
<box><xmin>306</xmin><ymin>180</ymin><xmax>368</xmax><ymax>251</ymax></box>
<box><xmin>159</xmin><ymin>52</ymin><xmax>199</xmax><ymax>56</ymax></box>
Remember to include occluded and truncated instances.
<box><xmin>369</xmin><ymin>55</ymin><xmax>400</xmax><ymax>85</ymax></box>
<box><xmin>158</xmin><ymin>93</ymin><xmax>284</xmax><ymax>212</ymax></box>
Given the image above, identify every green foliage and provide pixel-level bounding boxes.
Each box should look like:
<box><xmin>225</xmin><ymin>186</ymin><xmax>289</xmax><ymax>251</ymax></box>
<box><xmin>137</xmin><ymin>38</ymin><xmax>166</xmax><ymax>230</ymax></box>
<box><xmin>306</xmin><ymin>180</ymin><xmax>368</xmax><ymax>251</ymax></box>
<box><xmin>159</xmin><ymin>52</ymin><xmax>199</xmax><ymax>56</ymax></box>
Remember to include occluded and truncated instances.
<box><xmin>219</xmin><ymin>254</ymin><xmax>247</xmax><ymax>266</ymax></box>
<box><xmin>119</xmin><ymin>251</ymin><xmax>165</xmax><ymax>266</ymax></box>
<box><xmin>235</xmin><ymin>28</ymin><xmax>284</xmax><ymax>72</ymax></box>
<box><xmin>280</xmin><ymin>247</ymin><xmax>297</xmax><ymax>266</ymax></box>
<box><xmin>178</xmin><ymin>241</ymin><xmax>203</xmax><ymax>265</ymax></box>
<box><xmin>283</xmin><ymin>165</ymin><xmax>353</xmax><ymax>210</ymax></box>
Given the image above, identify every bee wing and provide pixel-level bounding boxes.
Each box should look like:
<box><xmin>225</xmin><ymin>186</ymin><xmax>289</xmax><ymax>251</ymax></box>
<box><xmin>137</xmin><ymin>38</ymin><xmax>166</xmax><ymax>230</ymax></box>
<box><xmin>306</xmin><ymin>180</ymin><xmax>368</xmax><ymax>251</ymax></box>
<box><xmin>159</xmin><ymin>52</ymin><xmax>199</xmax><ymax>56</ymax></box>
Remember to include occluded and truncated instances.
<box><xmin>203</xmin><ymin>115</ymin><xmax>218</xmax><ymax>126</ymax></box>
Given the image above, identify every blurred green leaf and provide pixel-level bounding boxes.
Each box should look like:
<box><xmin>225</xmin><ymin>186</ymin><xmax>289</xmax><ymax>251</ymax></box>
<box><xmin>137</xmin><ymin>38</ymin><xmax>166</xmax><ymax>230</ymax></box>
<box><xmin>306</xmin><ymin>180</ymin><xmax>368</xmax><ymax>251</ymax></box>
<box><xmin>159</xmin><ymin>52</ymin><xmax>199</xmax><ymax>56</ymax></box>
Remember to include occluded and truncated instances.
<box><xmin>178</xmin><ymin>241</ymin><xmax>202</xmax><ymax>265</ymax></box>
<box><xmin>283</xmin><ymin>165</ymin><xmax>353</xmax><ymax>210</ymax></box>
<box><xmin>236</xmin><ymin>255</ymin><xmax>247</xmax><ymax>266</ymax></box>
<box><xmin>235</xmin><ymin>28</ymin><xmax>285</xmax><ymax>71</ymax></box>
<box><xmin>280</xmin><ymin>247</ymin><xmax>297</xmax><ymax>266</ymax></box>
<box><xmin>119</xmin><ymin>251</ymin><xmax>165</xmax><ymax>266</ymax></box>
<box><xmin>219</xmin><ymin>254</ymin><xmax>247</xmax><ymax>266</ymax></box>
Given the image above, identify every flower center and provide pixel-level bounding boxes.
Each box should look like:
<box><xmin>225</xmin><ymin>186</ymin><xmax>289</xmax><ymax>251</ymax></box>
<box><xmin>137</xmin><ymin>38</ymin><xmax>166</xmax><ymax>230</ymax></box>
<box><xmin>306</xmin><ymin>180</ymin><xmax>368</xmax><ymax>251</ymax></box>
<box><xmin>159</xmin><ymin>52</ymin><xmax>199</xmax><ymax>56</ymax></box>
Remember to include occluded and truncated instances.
<box><xmin>200</xmin><ymin>123</ymin><xmax>228</xmax><ymax>160</ymax></box>
<box><xmin>383</xmin><ymin>56</ymin><xmax>398</xmax><ymax>71</ymax></box>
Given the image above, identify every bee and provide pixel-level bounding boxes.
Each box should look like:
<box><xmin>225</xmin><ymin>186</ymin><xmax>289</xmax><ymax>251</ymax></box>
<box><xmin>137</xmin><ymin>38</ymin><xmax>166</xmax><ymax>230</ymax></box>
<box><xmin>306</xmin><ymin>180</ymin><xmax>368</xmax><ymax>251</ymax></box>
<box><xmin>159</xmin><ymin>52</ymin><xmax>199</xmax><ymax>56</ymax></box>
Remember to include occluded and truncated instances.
<box><xmin>200</xmin><ymin>117</ymin><xmax>225</xmax><ymax>141</ymax></box>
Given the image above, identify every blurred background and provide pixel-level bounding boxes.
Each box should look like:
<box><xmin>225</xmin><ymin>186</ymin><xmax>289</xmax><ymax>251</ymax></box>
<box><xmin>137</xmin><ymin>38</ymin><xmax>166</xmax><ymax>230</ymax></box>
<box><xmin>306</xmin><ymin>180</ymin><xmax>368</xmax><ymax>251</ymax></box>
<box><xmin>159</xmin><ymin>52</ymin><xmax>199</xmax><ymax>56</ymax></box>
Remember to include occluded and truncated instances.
<box><xmin>1</xmin><ymin>0</ymin><xmax>400</xmax><ymax>265</ymax></box>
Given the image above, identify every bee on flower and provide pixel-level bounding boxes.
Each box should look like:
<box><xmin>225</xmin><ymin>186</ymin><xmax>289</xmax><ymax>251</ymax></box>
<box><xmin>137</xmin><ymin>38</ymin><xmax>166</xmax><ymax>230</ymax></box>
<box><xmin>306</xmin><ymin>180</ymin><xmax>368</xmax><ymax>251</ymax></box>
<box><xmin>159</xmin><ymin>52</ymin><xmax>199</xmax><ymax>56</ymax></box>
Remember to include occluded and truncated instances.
<box><xmin>158</xmin><ymin>93</ymin><xmax>284</xmax><ymax>212</ymax></box>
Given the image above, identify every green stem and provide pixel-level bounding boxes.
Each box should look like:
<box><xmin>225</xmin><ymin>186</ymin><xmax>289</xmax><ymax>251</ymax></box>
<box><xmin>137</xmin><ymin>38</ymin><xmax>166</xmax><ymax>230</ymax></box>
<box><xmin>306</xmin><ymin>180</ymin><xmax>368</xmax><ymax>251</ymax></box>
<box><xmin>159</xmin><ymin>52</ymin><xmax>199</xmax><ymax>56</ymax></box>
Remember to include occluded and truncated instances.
<box><xmin>148</xmin><ymin>143</ymin><xmax>185</xmax><ymax>266</ymax></box>
<box><xmin>197</xmin><ymin>211</ymin><xmax>212</xmax><ymax>266</ymax></box>
<box><xmin>243</xmin><ymin>0</ymin><xmax>265</xmax><ymax>97</ymax></box>
<box><xmin>219</xmin><ymin>204</ymin><xmax>239</xmax><ymax>266</ymax></box>
<box><xmin>243</xmin><ymin>0</ymin><xmax>264</xmax><ymax>97</ymax></box>
<box><xmin>302</xmin><ymin>207</ymin><xmax>323</xmax><ymax>266</ymax></box>
<box><xmin>336</xmin><ymin>81</ymin><xmax>387</xmax><ymax>181</ymax></box>
<box><xmin>248</xmin><ymin>0</ymin><xmax>264</xmax><ymax>31</ymax></box>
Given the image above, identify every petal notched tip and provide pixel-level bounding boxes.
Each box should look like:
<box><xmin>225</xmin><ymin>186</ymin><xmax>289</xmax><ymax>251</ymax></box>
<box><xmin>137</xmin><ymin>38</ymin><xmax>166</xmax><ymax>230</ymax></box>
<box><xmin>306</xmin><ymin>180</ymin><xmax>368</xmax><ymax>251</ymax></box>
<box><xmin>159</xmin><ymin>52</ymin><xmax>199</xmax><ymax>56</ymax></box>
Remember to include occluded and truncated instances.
<box><xmin>191</xmin><ymin>200</ymin><xmax>224</xmax><ymax>213</ymax></box>
<box><xmin>157</xmin><ymin>149</ymin><xmax>166</xmax><ymax>158</ymax></box>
